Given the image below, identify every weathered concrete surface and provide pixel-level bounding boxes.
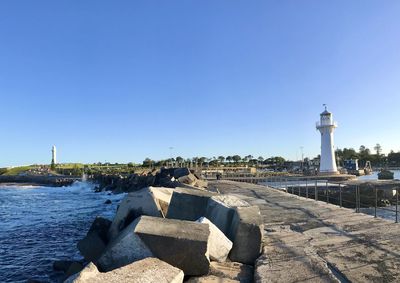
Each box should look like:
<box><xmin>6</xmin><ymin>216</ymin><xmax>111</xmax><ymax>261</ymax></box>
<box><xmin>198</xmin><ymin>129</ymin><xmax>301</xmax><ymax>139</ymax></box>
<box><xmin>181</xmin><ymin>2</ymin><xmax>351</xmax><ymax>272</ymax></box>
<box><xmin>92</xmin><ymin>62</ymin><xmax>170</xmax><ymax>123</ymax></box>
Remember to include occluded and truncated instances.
<box><xmin>108</xmin><ymin>188</ymin><xmax>163</xmax><ymax>240</ymax></box>
<box><xmin>77</xmin><ymin>232</ymin><xmax>106</xmax><ymax>263</ymax></box>
<box><xmin>166</xmin><ymin>188</ymin><xmax>215</xmax><ymax>221</ymax></box>
<box><xmin>64</xmin><ymin>258</ymin><xmax>184</xmax><ymax>283</ymax></box>
<box><xmin>97</xmin><ymin>218</ymin><xmax>153</xmax><ymax>272</ymax></box>
<box><xmin>135</xmin><ymin>216</ymin><xmax>211</xmax><ymax>276</ymax></box>
<box><xmin>205</xmin><ymin>195</ymin><xmax>250</xmax><ymax>236</ymax></box>
<box><xmin>229</xmin><ymin>205</ymin><xmax>263</xmax><ymax>264</ymax></box>
<box><xmin>209</xmin><ymin>180</ymin><xmax>400</xmax><ymax>283</ymax></box>
<box><xmin>209</xmin><ymin>261</ymin><xmax>254</xmax><ymax>283</ymax></box>
<box><xmin>196</xmin><ymin>217</ymin><xmax>233</xmax><ymax>262</ymax></box>
<box><xmin>186</xmin><ymin>275</ymin><xmax>239</xmax><ymax>283</ymax></box>
<box><xmin>148</xmin><ymin>186</ymin><xmax>174</xmax><ymax>216</ymax></box>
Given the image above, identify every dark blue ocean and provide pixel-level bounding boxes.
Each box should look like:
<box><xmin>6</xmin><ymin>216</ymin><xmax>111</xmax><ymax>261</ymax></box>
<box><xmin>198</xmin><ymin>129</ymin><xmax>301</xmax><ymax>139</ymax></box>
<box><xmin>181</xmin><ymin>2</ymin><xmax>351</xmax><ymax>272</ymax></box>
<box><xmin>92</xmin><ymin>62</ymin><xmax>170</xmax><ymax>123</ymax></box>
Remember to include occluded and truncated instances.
<box><xmin>0</xmin><ymin>182</ymin><xmax>123</xmax><ymax>283</ymax></box>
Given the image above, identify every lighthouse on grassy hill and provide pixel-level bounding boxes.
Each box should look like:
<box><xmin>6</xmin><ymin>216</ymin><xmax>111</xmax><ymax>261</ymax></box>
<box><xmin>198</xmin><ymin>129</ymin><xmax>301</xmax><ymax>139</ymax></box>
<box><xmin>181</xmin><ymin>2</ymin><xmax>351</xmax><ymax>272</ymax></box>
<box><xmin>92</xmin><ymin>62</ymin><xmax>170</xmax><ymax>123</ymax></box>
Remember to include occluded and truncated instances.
<box><xmin>316</xmin><ymin>105</ymin><xmax>338</xmax><ymax>175</ymax></box>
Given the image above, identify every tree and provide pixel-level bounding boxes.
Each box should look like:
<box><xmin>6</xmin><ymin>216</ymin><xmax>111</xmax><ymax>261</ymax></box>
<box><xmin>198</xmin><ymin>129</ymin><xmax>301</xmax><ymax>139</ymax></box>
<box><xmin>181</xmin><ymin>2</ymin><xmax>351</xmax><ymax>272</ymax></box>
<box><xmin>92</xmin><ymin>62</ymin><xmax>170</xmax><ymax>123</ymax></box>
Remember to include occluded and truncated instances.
<box><xmin>142</xmin><ymin>158</ymin><xmax>153</xmax><ymax>168</ymax></box>
<box><xmin>226</xmin><ymin>156</ymin><xmax>233</xmax><ymax>164</ymax></box>
<box><xmin>374</xmin><ymin>143</ymin><xmax>382</xmax><ymax>156</ymax></box>
<box><xmin>176</xmin><ymin>156</ymin><xmax>184</xmax><ymax>167</ymax></box>
<box><xmin>127</xmin><ymin>162</ymin><xmax>134</xmax><ymax>168</ymax></box>
<box><xmin>218</xmin><ymin>156</ymin><xmax>225</xmax><ymax>165</ymax></box>
<box><xmin>232</xmin><ymin>155</ymin><xmax>241</xmax><ymax>164</ymax></box>
<box><xmin>258</xmin><ymin>156</ymin><xmax>264</xmax><ymax>163</ymax></box>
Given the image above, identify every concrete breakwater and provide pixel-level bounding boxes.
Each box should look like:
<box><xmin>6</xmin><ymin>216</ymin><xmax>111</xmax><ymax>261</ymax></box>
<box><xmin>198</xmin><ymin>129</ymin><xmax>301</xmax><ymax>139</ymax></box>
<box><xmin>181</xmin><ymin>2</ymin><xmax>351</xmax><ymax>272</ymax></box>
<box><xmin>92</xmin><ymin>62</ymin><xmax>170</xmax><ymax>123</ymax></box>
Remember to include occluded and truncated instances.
<box><xmin>58</xmin><ymin>179</ymin><xmax>264</xmax><ymax>282</ymax></box>
<box><xmin>90</xmin><ymin>167</ymin><xmax>208</xmax><ymax>193</ymax></box>
<box><xmin>0</xmin><ymin>175</ymin><xmax>78</xmax><ymax>187</ymax></box>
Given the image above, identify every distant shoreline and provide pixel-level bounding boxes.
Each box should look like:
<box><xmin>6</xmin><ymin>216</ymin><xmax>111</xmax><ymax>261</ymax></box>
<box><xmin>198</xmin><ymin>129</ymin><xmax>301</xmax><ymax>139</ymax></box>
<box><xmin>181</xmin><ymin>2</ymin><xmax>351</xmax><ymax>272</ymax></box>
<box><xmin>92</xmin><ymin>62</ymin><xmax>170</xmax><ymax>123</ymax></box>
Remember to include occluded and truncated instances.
<box><xmin>0</xmin><ymin>175</ymin><xmax>80</xmax><ymax>187</ymax></box>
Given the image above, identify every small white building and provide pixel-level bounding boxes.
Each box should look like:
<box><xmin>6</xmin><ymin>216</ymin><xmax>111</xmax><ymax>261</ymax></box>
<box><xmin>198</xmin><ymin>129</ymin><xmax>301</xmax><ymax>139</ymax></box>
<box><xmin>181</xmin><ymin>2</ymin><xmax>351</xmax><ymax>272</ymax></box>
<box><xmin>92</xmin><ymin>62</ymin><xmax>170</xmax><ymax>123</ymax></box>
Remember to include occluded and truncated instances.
<box><xmin>316</xmin><ymin>106</ymin><xmax>338</xmax><ymax>175</ymax></box>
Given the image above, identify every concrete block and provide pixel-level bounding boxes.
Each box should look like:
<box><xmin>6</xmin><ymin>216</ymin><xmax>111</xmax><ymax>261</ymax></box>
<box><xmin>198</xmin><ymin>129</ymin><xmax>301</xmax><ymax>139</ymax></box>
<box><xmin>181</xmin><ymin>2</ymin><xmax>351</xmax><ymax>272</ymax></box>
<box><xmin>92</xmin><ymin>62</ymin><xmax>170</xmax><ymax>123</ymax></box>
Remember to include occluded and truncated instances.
<box><xmin>87</xmin><ymin>217</ymin><xmax>111</xmax><ymax>244</ymax></box>
<box><xmin>166</xmin><ymin>188</ymin><xmax>215</xmax><ymax>221</ymax></box>
<box><xmin>148</xmin><ymin>186</ymin><xmax>174</xmax><ymax>216</ymax></box>
<box><xmin>178</xmin><ymin>173</ymin><xmax>197</xmax><ymax>185</ymax></box>
<box><xmin>210</xmin><ymin>261</ymin><xmax>254</xmax><ymax>283</ymax></box>
<box><xmin>196</xmin><ymin>217</ymin><xmax>232</xmax><ymax>262</ymax></box>
<box><xmin>64</xmin><ymin>258</ymin><xmax>184</xmax><ymax>283</ymax></box>
<box><xmin>205</xmin><ymin>195</ymin><xmax>250</xmax><ymax>237</ymax></box>
<box><xmin>229</xmin><ymin>206</ymin><xmax>263</xmax><ymax>264</ymax></box>
<box><xmin>108</xmin><ymin>188</ymin><xmax>163</xmax><ymax>240</ymax></box>
<box><xmin>173</xmin><ymin>168</ymin><xmax>191</xmax><ymax>179</ymax></box>
<box><xmin>97</xmin><ymin>218</ymin><xmax>153</xmax><ymax>272</ymax></box>
<box><xmin>186</xmin><ymin>275</ymin><xmax>239</xmax><ymax>283</ymax></box>
<box><xmin>77</xmin><ymin>232</ymin><xmax>106</xmax><ymax>263</ymax></box>
<box><xmin>135</xmin><ymin>216</ymin><xmax>210</xmax><ymax>276</ymax></box>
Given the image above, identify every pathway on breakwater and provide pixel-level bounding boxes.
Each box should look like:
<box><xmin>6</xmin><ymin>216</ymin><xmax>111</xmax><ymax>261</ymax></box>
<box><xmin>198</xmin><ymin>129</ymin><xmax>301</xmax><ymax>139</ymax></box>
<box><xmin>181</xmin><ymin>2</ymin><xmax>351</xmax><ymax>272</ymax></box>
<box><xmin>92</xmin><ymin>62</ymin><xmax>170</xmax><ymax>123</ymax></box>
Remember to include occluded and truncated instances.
<box><xmin>209</xmin><ymin>180</ymin><xmax>400</xmax><ymax>283</ymax></box>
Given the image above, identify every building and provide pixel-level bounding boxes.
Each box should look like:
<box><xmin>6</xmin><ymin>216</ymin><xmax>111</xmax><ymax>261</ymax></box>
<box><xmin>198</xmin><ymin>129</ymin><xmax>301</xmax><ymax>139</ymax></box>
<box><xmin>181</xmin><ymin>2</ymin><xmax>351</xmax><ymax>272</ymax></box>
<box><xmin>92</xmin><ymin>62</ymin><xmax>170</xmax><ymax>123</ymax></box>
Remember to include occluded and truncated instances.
<box><xmin>316</xmin><ymin>106</ymin><xmax>338</xmax><ymax>175</ymax></box>
<box><xmin>51</xmin><ymin>145</ymin><xmax>57</xmax><ymax>164</ymax></box>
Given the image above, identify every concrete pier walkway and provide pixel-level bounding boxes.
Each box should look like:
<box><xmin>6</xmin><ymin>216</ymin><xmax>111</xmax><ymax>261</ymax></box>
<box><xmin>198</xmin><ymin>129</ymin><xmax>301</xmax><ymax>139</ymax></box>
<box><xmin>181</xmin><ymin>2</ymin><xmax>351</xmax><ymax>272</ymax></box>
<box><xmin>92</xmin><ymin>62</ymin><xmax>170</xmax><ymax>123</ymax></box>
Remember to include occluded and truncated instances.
<box><xmin>209</xmin><ymin>180</ymin><xmax>400</xmax><ymax>283</ymax></box>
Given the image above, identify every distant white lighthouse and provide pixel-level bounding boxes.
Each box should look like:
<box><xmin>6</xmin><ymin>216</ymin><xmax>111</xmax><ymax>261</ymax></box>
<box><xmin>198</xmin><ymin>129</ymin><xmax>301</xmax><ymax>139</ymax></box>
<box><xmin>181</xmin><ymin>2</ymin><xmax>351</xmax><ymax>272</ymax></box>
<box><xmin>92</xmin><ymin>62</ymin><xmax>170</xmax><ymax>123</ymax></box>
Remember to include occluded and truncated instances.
<box><xmin>52</xmin><ymin>145</ymin><xmax>57</xmax><ymax>164</ymax></box>
<box><xmin>316</xmin><ymin>105</ymin><xmax>338</xmax><ymax>174</ymax></box>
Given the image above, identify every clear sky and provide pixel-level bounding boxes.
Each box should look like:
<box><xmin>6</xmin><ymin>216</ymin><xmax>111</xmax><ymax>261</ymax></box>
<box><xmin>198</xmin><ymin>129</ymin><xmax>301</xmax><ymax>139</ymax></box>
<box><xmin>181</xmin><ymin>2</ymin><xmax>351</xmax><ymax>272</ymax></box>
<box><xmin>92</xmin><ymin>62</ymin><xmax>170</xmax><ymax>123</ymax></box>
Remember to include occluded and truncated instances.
<box><xmin>1</xmin><ymin>1</ymin><xmax>400</xmax><ymax>166</ymax></box>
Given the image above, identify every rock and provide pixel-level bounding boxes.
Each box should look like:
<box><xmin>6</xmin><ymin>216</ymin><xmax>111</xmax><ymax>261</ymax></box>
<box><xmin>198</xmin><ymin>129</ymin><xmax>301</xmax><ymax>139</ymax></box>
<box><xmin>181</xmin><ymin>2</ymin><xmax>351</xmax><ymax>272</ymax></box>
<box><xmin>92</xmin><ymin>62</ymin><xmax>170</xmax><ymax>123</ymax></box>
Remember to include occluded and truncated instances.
<box><xmin>173</xmin><ymin>168</ymin><xmax>191</xmax><ymax>179</ymax></box>
<box><xmin>229</xmin><ymin>206</ymin><xmax>263</xmax><ymax>264</ymax></box>
<box><xmin>166</xmin><ymin>188</ymin><xmax>215</xmax><ymax>221</ymax></box>
<box><xmin>108</xmin><ymin>188</ymin><xmax>163</xmax><ymax>240</ymax></box>
<box><xmin>148</xmin><ymin>187</ymin><xmax>174</xmax><ymax>216</ymax></box>
<box><xmin>135</xmin><ymin>216</ymin><xmax>210</xmax><ymax>276</ymax></box>
<box><xmin>209</xmin><ymin>262</ymin><xmax>254</xmax><ymax>283</ymax></box>
<box><xmin>186</xmin><ymin>275</ymin><xmax>239</xmax><ymax>283</ymax></box>
<box><xmin>104</xmin><ymin>199</ymin><xmax>112</xmax><ymax>204</ymax></box>
<box><xmin>53</xmin><ymin>260</ymin><xmax>74</xmax><ymax>272</ymax></box>
<box><xmin>178</xmin><ymin>173</ymin><xmax>197</xmax><ymax>185</ymax></box>
<box><xmin>77</xmin><ymin>232</ymin><xmax>106</xmax><ymax>263</ymax></box>
<box><xmin>97</xmin><ymin>218</ymin><xmax>154</xmax><ymax>272</ymax></box>
<box><xmin>205</xmin><ymin>195</ymin><xmax>250</xmax><ymax>237</ymax></box>
<box><xmin>196</xmin><ymin>217</ymin><xmax>232</xmax><ymax>262</ymax></box>
<box><xmin>64</xmin><ymin>262</ymin><xmax>84</xmax><ymax>279</ymax></box>
<box><xmin>64</xmin><ymin>258</ymin><xmax>184</xmax><ymax>283</ymax></box>
<box><xmin>88</xmin><ymin>217</ymin><xmax>111</xmax><ymax>244</ymax></box>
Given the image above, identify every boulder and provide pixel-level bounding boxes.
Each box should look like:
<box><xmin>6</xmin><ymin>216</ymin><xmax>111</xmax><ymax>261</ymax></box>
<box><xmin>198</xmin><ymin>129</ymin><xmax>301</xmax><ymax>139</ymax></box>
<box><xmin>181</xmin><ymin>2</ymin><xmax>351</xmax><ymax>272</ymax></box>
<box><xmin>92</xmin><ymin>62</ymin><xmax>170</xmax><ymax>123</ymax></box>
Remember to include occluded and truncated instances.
<box><xmin>108</xmin><ymin>188</ymin><xmax>163</xmax><ymax>240</ymax></box>
<box><xmin>64</xmin><ymin>262</ymin><xmax>84</xmax><ymax>279</ymax></box>
<box><xmin>97</xmin><ymin>218</ymin><xmax>154</xmax><ymax>272</ymax></box>
<box><xmin>196</xmin><ymin>217</ymin><xmax>232</xmax><ymax>262</ymax></box>
<box><xmin>53</xmin><ymin>260</ymin><xmax>74</xmax><ymax>272</ymax></box>
<box><xmin>135</xmin><ymin>216</ymin><xmax>210</xmax><ymax>276</ymax></box>
<box><xmin>209</xmin><ymin>262</ymin><xmax>254</xmax><ymax>283</ymax></box>
<box><xmin>77</xmin><ymin>232</ymin><xmax>106</xmax><ymax>263</ymax></box>
<box><xmin>205</xmin><ymin>195</ymin><xmax>250</xmax><ymax>237</ymax></box>
<box><xmin>64</xmin><ymin>258</ymin><xmax>184</xmax><ymax>283</ymax></box>
<box><xmin>104</xmin><ymin>199</ymin><xmax>112</xmax><ymax>204</ymax></box>
<box><xmin>166</xmin><ymin>188</ymin><xmax>215</xmax><ymax>221</ymax></box>
<box><xmin>177</xmin><ymin>173</ymin><xmax>197</xmax><ymax>185</ymax></box>
<box><xmin>173</xmin><ymin>168</ymin><xmax>191</xmax><ymax>179</ymax></box>
<box><xmin>186</xmin><ymin>275</ymin><xmax>239</xmax><ymax>283</ymax></box>
<box><xmin>229</xmin><ymin>206</ymin><xmax>263</xmax><ymax>264</ymax></box>
<box><xmin>148</xmin><ymin>187</ymin><xmax>174</xmax><ymax>216</ymax></box>
<box><xmin>88</xmin><ymin>217</ymin><xmax>111</xmax><ymax>244</ymax></box>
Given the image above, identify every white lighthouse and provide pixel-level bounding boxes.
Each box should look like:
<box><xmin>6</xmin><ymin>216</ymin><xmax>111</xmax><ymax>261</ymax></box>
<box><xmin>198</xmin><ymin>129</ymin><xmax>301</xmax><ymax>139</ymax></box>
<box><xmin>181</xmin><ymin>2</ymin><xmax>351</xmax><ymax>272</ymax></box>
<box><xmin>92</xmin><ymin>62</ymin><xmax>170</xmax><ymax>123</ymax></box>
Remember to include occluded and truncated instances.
<box><xmin>51</xmin><ymin>145</ymin><xmax>57</xmax><ymax>164</ymax></box>
<box><xmin>316</xmin><ymin>105</ymin><xmax>338</xmax><ymax>175</ymax></box>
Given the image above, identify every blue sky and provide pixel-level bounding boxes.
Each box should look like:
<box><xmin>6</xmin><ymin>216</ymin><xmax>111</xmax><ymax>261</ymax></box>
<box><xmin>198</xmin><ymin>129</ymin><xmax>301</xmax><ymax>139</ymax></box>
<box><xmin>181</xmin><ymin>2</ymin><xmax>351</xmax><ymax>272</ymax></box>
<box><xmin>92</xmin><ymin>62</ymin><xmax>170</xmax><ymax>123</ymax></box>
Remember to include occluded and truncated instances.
<box><xmin>1</xmin><ymin>1</ymin><xmax>400</xmax><ymax>166</ymax></box>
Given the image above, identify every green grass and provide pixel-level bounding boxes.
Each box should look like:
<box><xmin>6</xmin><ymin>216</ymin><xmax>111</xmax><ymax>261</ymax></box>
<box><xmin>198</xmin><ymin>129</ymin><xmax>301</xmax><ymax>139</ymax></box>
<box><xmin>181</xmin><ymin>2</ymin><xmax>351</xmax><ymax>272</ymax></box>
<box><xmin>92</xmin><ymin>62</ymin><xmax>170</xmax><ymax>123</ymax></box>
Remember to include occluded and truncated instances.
<box><xmin>2</xmin><ymin>166</ymin><xmax>35</xmax><ymax>176</ymax></box>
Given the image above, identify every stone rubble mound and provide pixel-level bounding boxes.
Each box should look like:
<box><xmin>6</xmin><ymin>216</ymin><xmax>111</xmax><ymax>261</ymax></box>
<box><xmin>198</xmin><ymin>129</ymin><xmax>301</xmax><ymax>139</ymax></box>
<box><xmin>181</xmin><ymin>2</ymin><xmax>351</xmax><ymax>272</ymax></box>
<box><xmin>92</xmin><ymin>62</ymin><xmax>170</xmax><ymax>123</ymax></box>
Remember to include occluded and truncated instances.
<box><xmin>62</xmin><ymin>177</ymin><xmax>263</xmax><ymax>282</ymax></box>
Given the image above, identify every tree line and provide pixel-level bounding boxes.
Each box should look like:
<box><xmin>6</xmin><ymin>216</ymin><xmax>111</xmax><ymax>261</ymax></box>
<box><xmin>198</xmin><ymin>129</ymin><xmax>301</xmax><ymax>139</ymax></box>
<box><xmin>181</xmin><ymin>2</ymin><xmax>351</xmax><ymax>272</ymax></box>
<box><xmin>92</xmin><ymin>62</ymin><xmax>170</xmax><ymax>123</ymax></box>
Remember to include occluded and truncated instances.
<box><xmin>336</xmin><ymin>144</ymin><xmax>400</xmax><ymax>167</ymax></box>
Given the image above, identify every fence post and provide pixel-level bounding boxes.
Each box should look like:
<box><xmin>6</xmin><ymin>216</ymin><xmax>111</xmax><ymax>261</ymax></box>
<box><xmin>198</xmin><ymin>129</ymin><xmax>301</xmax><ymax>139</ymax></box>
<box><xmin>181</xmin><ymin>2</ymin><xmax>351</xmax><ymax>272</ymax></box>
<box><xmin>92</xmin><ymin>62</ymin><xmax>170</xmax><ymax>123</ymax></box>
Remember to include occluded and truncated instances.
<box><xmin>356</xmin><ymin>185</ymin><xmax>359</xmax><ymax>213</ymax></box>
<box><xmin>306</xmin><ymin>179</ymin><xmax>309</xmax><ymax>198</ymax></box>
<box><xmin>396</xmin><ymin>188</ymin><xmax>398</xmax><ymax>223</ymax></box>
<box><xmin>298</xmin><ymin>179</ymin><xmax>301</xmax><ymax>197</ymax></box>
<box><xmin>374</xmin><ymin>186</ymin><xmax>377</xmax><ymax>218</ymax></box>
<box><xmin>326</xmin><ymin>181</ymin><xmax>329</xmax><ymax>203</ymax></box>
<box><xmin>315</xmin><ymin>180</ymin><xmax>318</xmax><ymax>201</ymax></box>
<box><xmin>339</xmin><ymin>184</ymin><xmax>342</xmax><ymax>208</ymax></box>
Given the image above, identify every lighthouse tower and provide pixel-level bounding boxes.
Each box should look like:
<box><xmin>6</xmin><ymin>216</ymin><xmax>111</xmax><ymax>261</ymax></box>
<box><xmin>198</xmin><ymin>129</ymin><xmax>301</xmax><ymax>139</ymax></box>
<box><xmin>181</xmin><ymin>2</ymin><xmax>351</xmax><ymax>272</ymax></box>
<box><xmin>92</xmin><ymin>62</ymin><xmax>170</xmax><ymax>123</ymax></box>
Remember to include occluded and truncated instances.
<box><xmin>316</xmin><ymin>105</ymin><xmax>338</xmax><ymax>175</ymax></box>
<box><xmin>51</xmin><ymin>145</ymin><xmax>57</xmax><ymax>164</ymax></box>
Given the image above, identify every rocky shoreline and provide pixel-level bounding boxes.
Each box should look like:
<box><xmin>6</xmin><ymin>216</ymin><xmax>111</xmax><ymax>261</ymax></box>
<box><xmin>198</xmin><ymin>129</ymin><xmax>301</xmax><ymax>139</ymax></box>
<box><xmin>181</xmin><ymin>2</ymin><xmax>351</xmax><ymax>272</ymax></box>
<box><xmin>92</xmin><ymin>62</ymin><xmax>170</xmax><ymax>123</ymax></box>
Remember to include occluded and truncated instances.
<box><xmin>0</xmin><ymin>175</ymin><xmax>79</xmax><ymax>187</ymax></box>
<box><xmin>55</xmin><ymin>168</ymin><xmax>263</xmax><ymax>282</ymax></box>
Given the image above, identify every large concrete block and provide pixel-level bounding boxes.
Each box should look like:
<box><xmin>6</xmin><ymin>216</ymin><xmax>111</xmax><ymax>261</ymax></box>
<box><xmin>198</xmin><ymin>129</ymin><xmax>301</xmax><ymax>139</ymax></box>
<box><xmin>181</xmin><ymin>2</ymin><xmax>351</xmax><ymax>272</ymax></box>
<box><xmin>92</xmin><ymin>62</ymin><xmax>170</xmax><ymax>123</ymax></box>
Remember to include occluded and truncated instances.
<box><xmin>173</xmin><ymin>168</ymin><xmax>191</xmax><ymax>179</ymax></box>
<box><xmin>108</xmin><ymin>188</ymin><xmax>163</xmax><ymax>240</ymax></box>
<box><xmin>166</xmin><ymin>188</ymin><xmax>215</xmax><ymax>221</ymax></box>
<box><xmin>210</xmin><ymin>261</ymin><xmax>254</xmax><ymax>283</ymax></box>
<box><xmin>148</xmin><ymin>186</ymin><xmax>174</xmax><ymax>216</ymax></box>
<box><xmin>77</xmin><ymin>232</ymin><xmax>106</xmax><ymax>263</ymax></box>
<box><xmin>186</xmin><ymin>275</ymin><xmax>239</xmax><ymax>283</ymax></box>
<box><xmin>97</xmin><ymin>218</ymin><xmax>153</xmax><ymax>272</ymax></box>
<box><xmin>178</xmin><ymin>173</ymin><xmax>197</xmax><ymax>185</ymax></box>
<box><xmin>196</xmin><ymin>217</ymin><xmax>232</xmax><ymax>262</ymax></box>
<box><xmin>135</xmin><ymin>216</ymin><xmax>210</xmax><ymax>276</ymax></box>
<box><xmin>229</xmin><ymin>206</ymin><xmax>263</xmax><ymax>264</ymax></box>
<box><xmin>87</xmin><ymin>217</ymin><xmax>111</xmax><ymax>244</ymax></box>
<box><xmin>64</xmin><ymin>258</ymin><xmax>184</xmax><ymax>283</ymax></box>
<box><xmin>205</xmin><ymin>195</ymin><xmax>250</xmax><ymax>237</ymax></box>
